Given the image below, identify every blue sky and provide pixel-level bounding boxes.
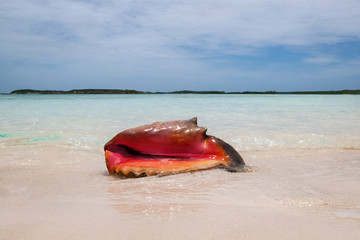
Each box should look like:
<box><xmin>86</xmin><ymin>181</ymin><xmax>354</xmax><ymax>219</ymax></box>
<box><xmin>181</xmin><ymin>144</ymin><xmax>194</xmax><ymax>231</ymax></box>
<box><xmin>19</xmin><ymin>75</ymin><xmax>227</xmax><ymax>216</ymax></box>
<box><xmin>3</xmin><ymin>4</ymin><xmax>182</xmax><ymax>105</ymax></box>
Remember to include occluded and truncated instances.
<box><xmin>1</xmin><ymin>0</ymin><xmax>360</xmax><ymax>92</ymax></box>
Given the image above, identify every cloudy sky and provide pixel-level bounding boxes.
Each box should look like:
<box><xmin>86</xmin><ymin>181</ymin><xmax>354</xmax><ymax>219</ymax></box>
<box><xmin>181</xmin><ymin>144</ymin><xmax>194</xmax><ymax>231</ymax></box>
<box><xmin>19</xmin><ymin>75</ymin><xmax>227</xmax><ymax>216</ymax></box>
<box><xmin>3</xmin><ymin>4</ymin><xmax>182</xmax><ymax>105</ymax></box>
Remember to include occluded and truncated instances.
<box><xmin>1</xmin><ymin>0</ymin><xmax>360</xmax><ymax>92</ymax></box>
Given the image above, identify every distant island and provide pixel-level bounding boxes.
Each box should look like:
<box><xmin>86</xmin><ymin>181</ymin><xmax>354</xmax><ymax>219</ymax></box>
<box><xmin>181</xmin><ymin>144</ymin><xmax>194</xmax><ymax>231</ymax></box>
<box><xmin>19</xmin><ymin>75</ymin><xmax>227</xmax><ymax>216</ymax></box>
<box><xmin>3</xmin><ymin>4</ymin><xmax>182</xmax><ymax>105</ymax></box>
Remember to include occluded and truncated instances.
<box><xmin>9</xmin><ymin>89</ymin><xmax>360</xmax><ymax>95</ymax></box>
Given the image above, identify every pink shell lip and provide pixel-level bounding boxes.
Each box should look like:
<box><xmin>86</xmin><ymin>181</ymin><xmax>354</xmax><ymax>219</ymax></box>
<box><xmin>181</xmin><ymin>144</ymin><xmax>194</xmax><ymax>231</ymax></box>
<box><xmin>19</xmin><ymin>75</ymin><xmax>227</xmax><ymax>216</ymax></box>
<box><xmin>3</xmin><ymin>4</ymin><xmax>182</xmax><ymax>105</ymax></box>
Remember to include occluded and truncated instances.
<box><xmin>104</xmin><ymin>117</ymin><xmax>245</xmax><ymax>177</ymax></box>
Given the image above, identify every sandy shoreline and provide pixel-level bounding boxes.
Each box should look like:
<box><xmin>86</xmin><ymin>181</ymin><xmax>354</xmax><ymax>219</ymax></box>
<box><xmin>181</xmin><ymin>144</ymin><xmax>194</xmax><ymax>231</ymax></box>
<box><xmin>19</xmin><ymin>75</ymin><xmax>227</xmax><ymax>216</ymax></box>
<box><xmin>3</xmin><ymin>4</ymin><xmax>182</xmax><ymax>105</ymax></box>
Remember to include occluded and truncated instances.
<box><xmin>1</xmin><ymin>147</ymin><xmax>359</xmax><ymax>240</ymax></box>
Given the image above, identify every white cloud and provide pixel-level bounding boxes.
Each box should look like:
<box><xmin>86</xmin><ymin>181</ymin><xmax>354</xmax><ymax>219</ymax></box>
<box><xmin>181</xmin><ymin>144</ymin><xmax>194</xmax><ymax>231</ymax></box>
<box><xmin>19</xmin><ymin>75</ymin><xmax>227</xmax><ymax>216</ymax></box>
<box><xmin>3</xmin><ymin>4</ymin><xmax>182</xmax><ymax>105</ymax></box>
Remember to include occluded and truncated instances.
<box><xmin>1</xmin><ymin>0</ymin><xmax>360</xmax><ymax>91</ymax></box>
<box><xmin>2</xmin><ymin>0</ymin><xmax>360</xmax><ymax>54</ymax></box>
<box><xmin>304</xmin><ymin>56</ymin><xmax>339</xmax><ymax>65</ymax></box>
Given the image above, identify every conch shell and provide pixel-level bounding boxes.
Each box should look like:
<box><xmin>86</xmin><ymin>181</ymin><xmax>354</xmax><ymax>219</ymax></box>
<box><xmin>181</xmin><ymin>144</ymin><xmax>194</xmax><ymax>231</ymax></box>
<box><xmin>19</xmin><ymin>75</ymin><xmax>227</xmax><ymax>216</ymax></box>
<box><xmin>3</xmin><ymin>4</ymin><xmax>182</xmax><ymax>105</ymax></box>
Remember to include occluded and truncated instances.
<box><xmin>104</xmin><ymin>117</ymin><xmax>245</xmax><ymax>177</ymax></box>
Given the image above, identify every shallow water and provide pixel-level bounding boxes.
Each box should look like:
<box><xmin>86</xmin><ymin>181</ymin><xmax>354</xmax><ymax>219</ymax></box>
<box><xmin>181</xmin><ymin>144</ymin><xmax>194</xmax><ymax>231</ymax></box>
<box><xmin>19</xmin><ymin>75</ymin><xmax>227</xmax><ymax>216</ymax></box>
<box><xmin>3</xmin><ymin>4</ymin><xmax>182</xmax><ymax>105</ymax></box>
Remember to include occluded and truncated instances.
<box><xmin>1</xmin><ymin>94</ymin><xmax>360</xmax><ymax>239</ymax></box>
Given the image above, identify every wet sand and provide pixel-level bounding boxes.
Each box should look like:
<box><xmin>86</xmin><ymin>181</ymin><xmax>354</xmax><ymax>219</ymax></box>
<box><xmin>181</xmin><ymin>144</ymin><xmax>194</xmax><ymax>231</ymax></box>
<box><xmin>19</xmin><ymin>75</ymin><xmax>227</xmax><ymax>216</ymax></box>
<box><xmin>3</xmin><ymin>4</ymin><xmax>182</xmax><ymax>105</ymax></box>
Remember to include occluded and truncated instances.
<box><xmin>1</xmin><ymin>146</ymin><xmax>360</xmax><ymax>240</ymax></box>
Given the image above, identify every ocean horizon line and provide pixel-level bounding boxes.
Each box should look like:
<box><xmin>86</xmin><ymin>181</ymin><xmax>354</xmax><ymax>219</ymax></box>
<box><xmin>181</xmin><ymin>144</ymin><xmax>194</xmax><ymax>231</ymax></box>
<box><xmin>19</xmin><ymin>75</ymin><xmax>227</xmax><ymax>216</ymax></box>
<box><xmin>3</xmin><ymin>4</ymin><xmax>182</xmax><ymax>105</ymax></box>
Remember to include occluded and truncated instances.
<box><xmin>4</xmin><ymin>88</ymin><xmax>360</xmax><ymax>95</ymax></box>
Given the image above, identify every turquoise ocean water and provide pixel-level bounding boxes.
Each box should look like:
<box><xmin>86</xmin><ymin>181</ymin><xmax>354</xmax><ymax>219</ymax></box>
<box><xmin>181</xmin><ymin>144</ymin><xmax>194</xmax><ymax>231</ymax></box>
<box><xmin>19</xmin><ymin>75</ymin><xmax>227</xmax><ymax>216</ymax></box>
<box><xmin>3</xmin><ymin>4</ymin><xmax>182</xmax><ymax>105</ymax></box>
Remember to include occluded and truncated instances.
<box><xmin>1</xmin><ymin>94</ymin><xmax>359</xmax><ymax>151</ymax></box>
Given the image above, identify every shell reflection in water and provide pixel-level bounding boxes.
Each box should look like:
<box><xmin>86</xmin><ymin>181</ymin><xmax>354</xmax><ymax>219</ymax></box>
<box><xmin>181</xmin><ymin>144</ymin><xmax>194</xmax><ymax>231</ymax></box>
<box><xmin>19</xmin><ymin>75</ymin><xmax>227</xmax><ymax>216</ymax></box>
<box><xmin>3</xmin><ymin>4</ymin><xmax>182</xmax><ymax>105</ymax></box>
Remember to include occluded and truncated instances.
<box><xmin>106</xmin><ymin>170</ymin><xmax>235</xmax><ymax>218</ymax></box>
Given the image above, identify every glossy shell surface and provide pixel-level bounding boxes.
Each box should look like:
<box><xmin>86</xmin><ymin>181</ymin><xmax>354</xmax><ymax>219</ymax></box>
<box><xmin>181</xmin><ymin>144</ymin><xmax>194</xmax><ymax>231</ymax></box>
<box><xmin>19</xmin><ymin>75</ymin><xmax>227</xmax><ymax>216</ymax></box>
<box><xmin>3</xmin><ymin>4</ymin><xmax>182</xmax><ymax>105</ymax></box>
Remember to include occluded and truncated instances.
<box><xmin>104</xmin><ymin>118</ymin><xmax>245</xmax><ymax>177</ymax></box>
